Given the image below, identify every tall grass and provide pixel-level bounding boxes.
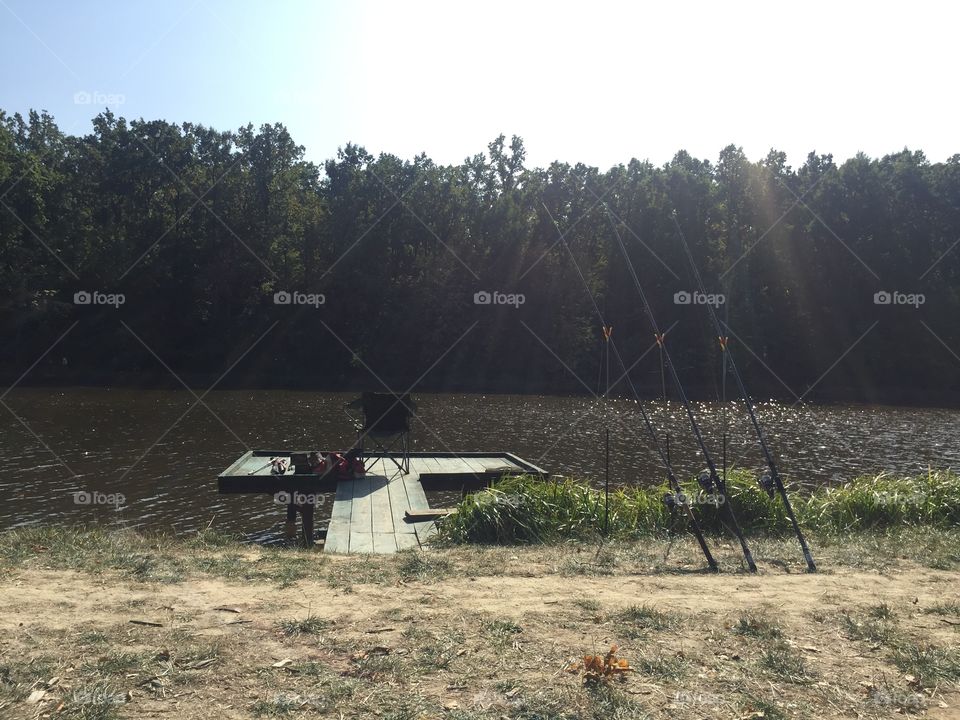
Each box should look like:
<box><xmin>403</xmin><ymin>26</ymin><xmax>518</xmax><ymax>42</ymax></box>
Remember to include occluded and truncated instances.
<box><xmin>436</xmin><ymin>474</ymin><xmax>669</xmax><ymax>543</ymax></box>
<box><xmin>437</xmin><ymin>469</ymin><xmax>960</xmax><ymax>544</ymax></box>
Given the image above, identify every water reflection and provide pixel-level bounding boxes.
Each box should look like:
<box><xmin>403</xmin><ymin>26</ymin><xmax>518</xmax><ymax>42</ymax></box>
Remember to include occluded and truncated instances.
<box><xmin>1</xmin><ymin>388</ymin><xmax>958</xmax><ymax>535</ymax></box>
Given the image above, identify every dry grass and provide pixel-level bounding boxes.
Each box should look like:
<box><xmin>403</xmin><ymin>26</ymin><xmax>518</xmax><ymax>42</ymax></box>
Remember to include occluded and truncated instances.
<box><xmin>0</xmin><ymin>526</ymin><xmax>958</xmax><ymax>719</ymax></box>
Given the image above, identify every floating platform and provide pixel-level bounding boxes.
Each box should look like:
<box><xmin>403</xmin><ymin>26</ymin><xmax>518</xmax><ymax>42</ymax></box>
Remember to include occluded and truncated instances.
<box><xmin>217</xmin><ymin>451</ymin><xmax>547</xmax><ymax>554</ymax></box>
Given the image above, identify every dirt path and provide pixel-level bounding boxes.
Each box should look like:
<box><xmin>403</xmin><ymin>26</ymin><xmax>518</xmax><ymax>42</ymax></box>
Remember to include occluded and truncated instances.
<box><xmin>2</xmin><ymin>560</ymin><xmax>959</xmax><ymax>719</ymax></box>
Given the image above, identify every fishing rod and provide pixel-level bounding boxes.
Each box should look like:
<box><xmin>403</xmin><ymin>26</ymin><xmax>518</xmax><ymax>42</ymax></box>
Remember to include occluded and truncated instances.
<box><xmin>602</xmin><ymin>206</ymin><xmax>758</xmax><ymax>572</ymax></box>
<box><xmin>606</xmin><ymin>335</ymin><xmax>719</xmax><ymax>571</ymax></box>
<box><xmin>541</xmin><ymin>203</ymin><xmax>718</xmax><ymax>570</ymax></box>
<box><xmin>671</xmin><ymin>211</ymin><xmax>817</xmax><ymax>572</ymax></box>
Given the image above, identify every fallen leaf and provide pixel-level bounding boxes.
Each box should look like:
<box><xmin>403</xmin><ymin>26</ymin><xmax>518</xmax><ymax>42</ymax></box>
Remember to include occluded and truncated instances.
<box><xmin>271</xmin><ymin>658</ymin><xmax>293</xmax><ymax>668</ymax></box>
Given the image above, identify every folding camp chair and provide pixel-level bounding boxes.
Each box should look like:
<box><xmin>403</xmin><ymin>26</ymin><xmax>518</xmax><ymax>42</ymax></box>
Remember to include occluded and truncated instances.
<box><xmin>345</xmin><ymin>392</ymin><xmax>416</xmax><ymax>474</ymax></box>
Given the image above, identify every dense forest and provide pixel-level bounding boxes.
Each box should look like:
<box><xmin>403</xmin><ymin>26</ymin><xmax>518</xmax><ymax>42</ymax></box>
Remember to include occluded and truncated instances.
<box><xmin>2</xmin><ymin>109</ymin><xmax>959</xmax><ymax>403</ymax></box>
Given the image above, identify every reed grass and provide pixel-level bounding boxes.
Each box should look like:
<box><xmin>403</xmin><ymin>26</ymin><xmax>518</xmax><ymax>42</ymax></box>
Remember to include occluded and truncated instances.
<box><xmin>437</xmin><ymin>469</ymin><xmax>960</xmax><ymax>544</ymax></box>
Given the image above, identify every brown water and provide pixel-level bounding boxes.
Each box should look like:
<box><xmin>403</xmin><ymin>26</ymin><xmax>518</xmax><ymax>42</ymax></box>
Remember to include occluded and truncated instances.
<box><xmin>2</xmin><ymin>388</ymin><xmax>957</xmax><ymax>541</ymax></box>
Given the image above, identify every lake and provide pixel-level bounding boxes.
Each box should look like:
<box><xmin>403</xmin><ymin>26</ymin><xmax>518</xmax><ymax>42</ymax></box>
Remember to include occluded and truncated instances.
<box><xmin>2</xmin><ymin>388</ymin><xmax>958</xmax><ymax>540</ymax></box>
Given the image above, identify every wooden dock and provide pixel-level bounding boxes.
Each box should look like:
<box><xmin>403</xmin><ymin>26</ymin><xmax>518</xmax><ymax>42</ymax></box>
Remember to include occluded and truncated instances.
<box><xmin>218</xmin><ymin>451</ymin><xmax>547</xmax><ymax>554</ymax></box>
<box><xmin>324</xmin><ymin>453</ymin><xmax>541</xmax><ymax>554</ymax></box>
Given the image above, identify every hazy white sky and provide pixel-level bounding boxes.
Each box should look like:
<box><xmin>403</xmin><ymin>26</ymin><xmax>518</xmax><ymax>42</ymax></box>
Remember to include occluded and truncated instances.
<box><xmin>1</xmin><ymin>0</ymin><xmax>956</xmax><ymax>170</ymax></box>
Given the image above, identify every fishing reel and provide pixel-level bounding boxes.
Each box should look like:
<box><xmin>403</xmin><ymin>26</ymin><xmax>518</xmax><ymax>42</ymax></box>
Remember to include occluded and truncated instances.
<box><xmin>697</xmin><ymin>469</ymin><xmax>716</xmax><ymax>494</ymax></box>
<box><xmin>758</xmin><ymin>471</ymin><xmax>776</xmax><ymax>498</ymax></box>
<box><xmin>662</xmin><ymin>491</ymin><xmax>677</xmax><ymax>512</ymax></box>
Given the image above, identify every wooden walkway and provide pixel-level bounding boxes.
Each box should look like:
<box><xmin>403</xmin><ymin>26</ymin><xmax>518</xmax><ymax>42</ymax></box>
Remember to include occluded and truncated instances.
<box><xmin>323</xmin><ymin>454</ymin><xmax>530</xmax><ymax>554</ymax></box>
<box><xmin>217</xmin><ymin>450</ymin><xmax>546</xmax><ymax>555</ymax></box>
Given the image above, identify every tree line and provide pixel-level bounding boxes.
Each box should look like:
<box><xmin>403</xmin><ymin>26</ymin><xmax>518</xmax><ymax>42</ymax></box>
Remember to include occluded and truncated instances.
<box><xmin>2</xmin><ymin>109</ymin><xmax>959</xmax><ymax>404</ymax></box>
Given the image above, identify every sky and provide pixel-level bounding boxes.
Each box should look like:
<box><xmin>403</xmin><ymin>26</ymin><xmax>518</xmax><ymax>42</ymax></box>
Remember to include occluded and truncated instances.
<box><xmin>1</xmin><ymin>0</ymin><xmax>957</xmax><ymax>171</ymax></box>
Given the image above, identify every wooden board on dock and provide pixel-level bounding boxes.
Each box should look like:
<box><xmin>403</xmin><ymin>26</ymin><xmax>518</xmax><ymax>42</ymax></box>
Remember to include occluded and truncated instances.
<box><xmin>404</xmin><ymin>508</ymin><xmax>455</xmax><ymax>520</ymax></box>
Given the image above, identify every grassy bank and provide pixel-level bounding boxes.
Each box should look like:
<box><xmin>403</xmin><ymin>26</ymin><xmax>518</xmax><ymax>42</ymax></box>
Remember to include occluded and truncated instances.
<box><xmin>1</xmin><ymin>526</ymin><xmax>959</xmax><ymax>720</ymax></box>
<box><xmin>437</xmin><ymin>470</ymin><xmax>960</xmax><ymax>545</ymax></box>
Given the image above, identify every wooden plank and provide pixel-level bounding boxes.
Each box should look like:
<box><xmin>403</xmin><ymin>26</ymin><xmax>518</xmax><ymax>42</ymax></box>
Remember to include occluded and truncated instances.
<box><xmin>387</xmin><ymin>477</ymin><xmax>417</xmax><ymax>535</ymax></box>
<box><xmin>405</xmin><ymin>508</ymin><xmax>454</xmax><ymax>520</ymax></box>
<box><xmin>323</xmin><ymin>479</ymin><xmax>353</xmax><ymax>554</ymax></box>
<box><xmin>419</xmin><ymin>456</ymin><xmax>444</xmax><ymax>473</ymax></box>
<box><xmin>459</xmin><ymin>457</ymin><xmax>491</xmax><ymax>474</ymax></box>
<box><xmin>372</xmin><ymin>533</ymin><xmax>398</xmax><ymax>554</ymax></box>
<box><xmin>396</xmin><ymin>532</ymin><xmax>419</xmax><ymax>551</ymax></box>
<box><xmin>408</xmin><ymin>456</ymin><xmax>434</xmax><ymax>476</ymax></box>
<box><xmin>401</xmin><ymin>472</ymin><xmax>437</xmax><ymax>547</ymax></box>
<box><xmin>350</xmin><ymin>531</ymin><xmax>374</xmax><ymax>554</ymax></box>
<box><xmin>324</xmin><ymin>518</ymin><xmax>351</xmax><ymax>554</ymax></box>
<box><xmin>330</xmin><ymin>480</ymin><xmax>354</xmax><ymax>520</ymax></box>
<box><xmin>350</xmin><ymin>476</ymin><xmax>373</xmax><ymax>536</ymax></box>
<box><xmin>369</xmin><ymin>475</ymin><xmax>394</xmax><ymax>534</ymax></box>
<box><xmin>503</xmin><ymin>452</ymin><xmax>549</xmax><ymax>476</ymax></box>
<box><xmin>427</xmin><ymin>457</ymin><xmax>464</xmax><ymax>475</ymax></box>
<box><xmin>401</xmin><ymin>473</ymin><xmax>430</xmax><ymax>511</ymax></box>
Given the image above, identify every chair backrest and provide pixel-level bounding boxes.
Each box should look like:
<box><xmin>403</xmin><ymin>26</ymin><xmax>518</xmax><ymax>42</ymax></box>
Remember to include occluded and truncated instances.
<box><xmin>361</xmin><ymin>392</ymin><xmax>415</xmax><ymax>434</ymax></box>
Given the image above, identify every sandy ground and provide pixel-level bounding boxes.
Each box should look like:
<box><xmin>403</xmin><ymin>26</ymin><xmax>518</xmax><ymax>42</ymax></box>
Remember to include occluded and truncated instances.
<box><xmin>1</xmin><ymin>548</ymin><xmax>959</xmax><ymax>719</ymax></box>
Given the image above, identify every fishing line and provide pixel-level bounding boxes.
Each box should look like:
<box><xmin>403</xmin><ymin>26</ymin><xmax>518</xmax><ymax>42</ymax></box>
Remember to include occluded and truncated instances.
<box><xmin>541</xmin><ymin>202</ymin><xmax>718</xmax><ymax>570</ymax></box>
<box><xmin>600</xmin><ymin>204</ymin><xmax>758</xmax><ymax>572</ymax></box>
<box><xmin>671</xmin><ymin>211</ymin><xmax>817</xmax><ymax>572</ymax></box>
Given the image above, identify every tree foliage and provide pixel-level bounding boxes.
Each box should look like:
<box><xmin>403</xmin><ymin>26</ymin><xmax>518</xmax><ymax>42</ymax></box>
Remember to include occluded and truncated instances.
<box><xmin>2</xmin><ymin>110</ymin><xmax>957</xmax><ymax>401</ymax></box>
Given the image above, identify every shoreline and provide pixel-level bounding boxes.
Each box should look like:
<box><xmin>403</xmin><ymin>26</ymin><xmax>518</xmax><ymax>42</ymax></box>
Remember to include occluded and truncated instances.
<box><xmin>6</xmin><ymin>378</ymin><xmax>960</xmax><ymax>411</ymax></box>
